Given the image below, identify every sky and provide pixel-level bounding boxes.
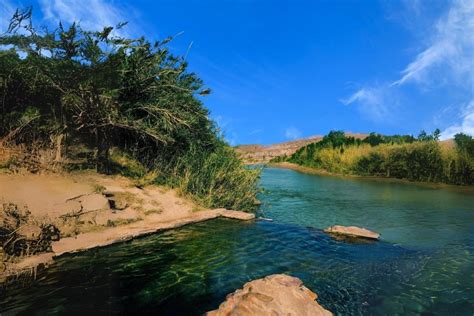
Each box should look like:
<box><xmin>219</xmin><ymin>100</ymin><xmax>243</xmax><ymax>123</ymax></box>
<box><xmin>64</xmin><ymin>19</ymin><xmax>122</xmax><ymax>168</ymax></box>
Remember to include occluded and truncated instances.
<box><xmin>1</xmin><ymin>0</ymin><xmax>473</xmax><ymax>145</ymax></box>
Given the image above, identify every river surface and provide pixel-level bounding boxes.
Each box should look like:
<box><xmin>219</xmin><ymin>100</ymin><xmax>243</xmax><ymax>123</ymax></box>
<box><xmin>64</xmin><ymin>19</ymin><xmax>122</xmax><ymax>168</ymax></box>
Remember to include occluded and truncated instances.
<box><xmin>2</xmin><ymin>167</ymin><xmax>474</xmax><ymax>315</ymax></box>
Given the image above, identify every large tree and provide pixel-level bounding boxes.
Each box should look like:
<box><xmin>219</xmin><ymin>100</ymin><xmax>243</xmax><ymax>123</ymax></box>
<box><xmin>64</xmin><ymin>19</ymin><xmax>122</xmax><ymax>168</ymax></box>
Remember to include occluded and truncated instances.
<box><xmin>1</xmin><ymin>8</ymin><xmax>213</xmax><ymax>172</ymax></box>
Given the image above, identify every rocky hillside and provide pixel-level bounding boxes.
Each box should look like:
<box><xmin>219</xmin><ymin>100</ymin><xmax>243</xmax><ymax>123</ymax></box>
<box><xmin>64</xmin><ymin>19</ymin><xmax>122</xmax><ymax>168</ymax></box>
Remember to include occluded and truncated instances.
<box><xmin>235</xmin><ymin>133</ymin><xmax>368</xmax><ymax>163</ymax></box>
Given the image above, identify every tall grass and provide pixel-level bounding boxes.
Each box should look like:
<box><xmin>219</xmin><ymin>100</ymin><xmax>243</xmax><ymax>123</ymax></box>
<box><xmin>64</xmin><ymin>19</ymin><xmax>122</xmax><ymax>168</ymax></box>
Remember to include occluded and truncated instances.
<box><xmin>162</xmin><ymin>145</ymin><xmax>261</xmax><ymax>211</ymax></box>
<box><xmin>287</xmin><ymin>132</ymin><xmax>473</xmax><ymax>185</ymax></box>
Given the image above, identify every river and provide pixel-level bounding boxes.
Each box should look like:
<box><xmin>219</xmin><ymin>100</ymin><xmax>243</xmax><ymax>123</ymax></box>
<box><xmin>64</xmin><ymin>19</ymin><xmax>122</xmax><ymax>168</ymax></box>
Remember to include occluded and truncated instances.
<box><xmin>2</xmin><ymin>167</ymin><xmax>474</xmax><ymax>315</ymax></box>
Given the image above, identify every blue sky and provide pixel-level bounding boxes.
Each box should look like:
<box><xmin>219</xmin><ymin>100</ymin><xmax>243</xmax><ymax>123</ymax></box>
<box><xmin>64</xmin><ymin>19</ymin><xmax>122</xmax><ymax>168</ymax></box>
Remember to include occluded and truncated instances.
<box><xmin>1</xmin><ymin>0</ymin><xmax>473</xmax><ymax>145</ymax></box>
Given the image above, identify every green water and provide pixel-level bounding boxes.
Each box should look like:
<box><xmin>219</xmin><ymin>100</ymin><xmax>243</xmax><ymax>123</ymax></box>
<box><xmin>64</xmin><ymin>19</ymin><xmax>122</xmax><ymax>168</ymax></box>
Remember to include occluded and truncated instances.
<box><xmin>1</xmin><ymin>167</ymin><xmax>474</xmax><ymax>315</ymax></box>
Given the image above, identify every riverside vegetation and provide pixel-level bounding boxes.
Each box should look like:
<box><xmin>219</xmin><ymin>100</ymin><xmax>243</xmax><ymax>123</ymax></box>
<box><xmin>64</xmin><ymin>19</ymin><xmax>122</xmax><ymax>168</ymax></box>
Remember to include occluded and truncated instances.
<box><xmin>0</xmin><ymin>9</ymin><xmax>259</xmax><ymax>270</ymax></box>
<box><xmin>0</xmin><ymin>8</ymin><xmax>260</xmax><ymax>211</ymax></box>
<box><xmin>271</xmin><ymin>130</ymin><xmax>473</xmax><ymax>185</ymax></box>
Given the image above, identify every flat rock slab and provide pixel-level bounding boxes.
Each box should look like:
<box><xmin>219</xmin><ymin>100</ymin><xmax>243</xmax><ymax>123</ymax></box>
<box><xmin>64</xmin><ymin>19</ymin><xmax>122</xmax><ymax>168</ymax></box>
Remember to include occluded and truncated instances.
<box><xmin>206</xmin><ymin>274</ymin><xmax>332</xmax><ymax>316</ymax></box>
<box><xmin>217</xmin><ymin>208</ymin><xmax>255</xmax><ymax>220</ymax></box>
<box><xmin>52</xmin><ymin>209</ymin><xmax>254</xmax><ymax>256</ymax></box>
<box><xmin>324</xmin><ymin>225</ymin><xmax>380</xmax><ymax>240</ymax></box>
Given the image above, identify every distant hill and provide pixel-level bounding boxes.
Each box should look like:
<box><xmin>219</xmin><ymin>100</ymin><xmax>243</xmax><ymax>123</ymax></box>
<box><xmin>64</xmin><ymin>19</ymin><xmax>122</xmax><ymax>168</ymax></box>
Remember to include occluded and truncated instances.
<box><xmin>235</xmin><ymin>133</ymin><xmax>368</xmax><ymax>163</ymax></box>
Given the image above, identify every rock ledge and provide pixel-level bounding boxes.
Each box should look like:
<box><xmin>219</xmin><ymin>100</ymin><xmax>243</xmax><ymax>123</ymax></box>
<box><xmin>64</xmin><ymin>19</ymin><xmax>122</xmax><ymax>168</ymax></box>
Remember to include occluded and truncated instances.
<box><xmin>206</xmin><ymin>274</ymin><xmax>332</xmax><ymax>316</ymax></box>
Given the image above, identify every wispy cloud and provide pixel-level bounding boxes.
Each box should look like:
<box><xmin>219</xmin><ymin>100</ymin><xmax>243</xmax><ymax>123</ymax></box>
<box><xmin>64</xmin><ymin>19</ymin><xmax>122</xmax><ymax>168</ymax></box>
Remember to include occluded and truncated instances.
<box><xmin>38</xmin><ymin>0</ymin><xmax>136</xmax><ymax>36</ymax></box>
<box><xmin>440</xmin><ymin>100</ymin><xmax>474</xmax><ymax>140</ymax></box>
<box><xmin>340</xmin><ymin>86</ymin><xmax>393</xmax><ymax>121</ymax></box>
<box><xmin>285</xmin><ymin>127</ymin><xmax>301</xmax><ymax>140</ymax></box>
<box><xmin>391</xmin><ymin>0</ymin><xmax>474</xmax><ymax>87</ymax></box>
<box><xmin>342</xmin><ymin>0</ymin><xmax>473</xmax><ymax>132</ymax></box>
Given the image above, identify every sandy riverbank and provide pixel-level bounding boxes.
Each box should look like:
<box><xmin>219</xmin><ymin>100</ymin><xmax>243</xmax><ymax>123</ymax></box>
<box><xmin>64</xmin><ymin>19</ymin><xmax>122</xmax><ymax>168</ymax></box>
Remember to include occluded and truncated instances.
<box><xmin>0</xmin><ymin>172</ymin><xmax>254</xmax><ymax>283</ymax></box>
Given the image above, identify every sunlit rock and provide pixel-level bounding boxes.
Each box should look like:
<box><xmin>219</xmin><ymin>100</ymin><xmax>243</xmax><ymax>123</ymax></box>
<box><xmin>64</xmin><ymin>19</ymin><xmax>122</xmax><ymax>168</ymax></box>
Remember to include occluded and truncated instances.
<box><xmin>324</xmin><ymin>225</ymin><xmax>380</xmax><ymax>240</ymax></box>
<box><xmin>206</xmin><ymin>274</ymin><xmax>332</xmax><ymax>316</ymax></box>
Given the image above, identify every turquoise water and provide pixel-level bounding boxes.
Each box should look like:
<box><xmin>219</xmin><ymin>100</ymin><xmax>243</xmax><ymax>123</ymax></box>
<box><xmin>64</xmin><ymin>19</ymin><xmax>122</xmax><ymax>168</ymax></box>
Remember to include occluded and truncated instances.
<box><xmin>2</xmin><ymin>167</ymin><xmax>474</xmax><ymax>315</ymax></box>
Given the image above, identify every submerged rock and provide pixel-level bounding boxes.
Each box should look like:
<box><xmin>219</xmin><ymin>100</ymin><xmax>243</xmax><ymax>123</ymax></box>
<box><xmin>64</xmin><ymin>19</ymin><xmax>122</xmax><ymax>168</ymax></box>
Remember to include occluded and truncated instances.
<box><xmin>206</xmin><ymin>274</ymin><xmax>332</xmax><ymax>316</ymax></box>
<box><xmin>324</xmin><ymin>225</ymin><xmax>380</xmax><ymax>240</ymax></box>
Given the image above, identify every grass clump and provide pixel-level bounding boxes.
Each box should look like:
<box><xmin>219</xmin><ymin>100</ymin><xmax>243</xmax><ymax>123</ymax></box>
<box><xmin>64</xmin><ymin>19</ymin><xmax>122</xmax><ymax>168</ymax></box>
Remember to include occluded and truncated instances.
<box><xmin>157</xmin><ymin>144</ymin><xmax>261</xmax><ymax>211</ymax></box>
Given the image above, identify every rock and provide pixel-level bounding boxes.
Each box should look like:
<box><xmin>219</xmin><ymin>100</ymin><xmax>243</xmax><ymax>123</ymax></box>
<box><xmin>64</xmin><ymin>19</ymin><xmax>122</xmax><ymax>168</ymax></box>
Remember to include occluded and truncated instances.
<box><xmin>107</xmin><ymin>196</ymin><xmax>128</xmax><ymax>210</ymax></box>
<box><xmin>79</xmin><ymin>194</ymin><xmax>110</xmax><ymax>212</ymax></box>
<box><xmin>206</xmin><ymin>274</ymin><xmax>332</xmax><ymax>316</ymax></box>
<box><xmin>324</xmin><ymin>225</ymin><xmax>380</xmax><ymax>240</ymax></box>
<box><xmin>216</xmin><ymin>209</ymin><xmax>255</xmax><ymax>221</ymax></box>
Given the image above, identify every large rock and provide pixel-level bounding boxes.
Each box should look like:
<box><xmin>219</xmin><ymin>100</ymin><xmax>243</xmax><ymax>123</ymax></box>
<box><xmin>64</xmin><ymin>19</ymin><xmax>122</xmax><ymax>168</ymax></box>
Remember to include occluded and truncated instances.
<box><xmin>206</xmin><ymin>274</ymin><xmax>332</xmax><ymax>316</ymax></box>
<box><xmin>324</xmin><ymin>225</ymin><xmax>380</xmax><ymax>240</ymax></box>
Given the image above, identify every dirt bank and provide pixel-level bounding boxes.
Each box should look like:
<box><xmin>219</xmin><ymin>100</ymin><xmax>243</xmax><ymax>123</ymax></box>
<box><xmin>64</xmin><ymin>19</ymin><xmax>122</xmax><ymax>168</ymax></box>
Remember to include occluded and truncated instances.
<box><xmin>0</xmin><ymin>172</ymin><xmax>254</xmax><ymax>283</ymax></box>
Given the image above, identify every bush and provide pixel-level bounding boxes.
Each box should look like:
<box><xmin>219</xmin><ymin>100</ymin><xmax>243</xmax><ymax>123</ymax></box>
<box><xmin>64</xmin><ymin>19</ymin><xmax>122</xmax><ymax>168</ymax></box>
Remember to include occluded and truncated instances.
<box><xmin>354</xmin><ymin>152</ymin><xmax>386</xmax><ymax>175</ymax></box>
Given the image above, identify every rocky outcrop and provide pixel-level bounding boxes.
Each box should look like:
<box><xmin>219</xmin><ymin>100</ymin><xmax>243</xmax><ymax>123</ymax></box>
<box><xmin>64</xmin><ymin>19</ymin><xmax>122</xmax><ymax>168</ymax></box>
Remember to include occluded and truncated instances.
<box><xmin>206</xmin><ymin>274</ymin><xmax>332</xmax><ymax>316</ymax></box>
<box><xmin>235</xmin><ymin>136</ymin><xmax>322</xmax><ymax>163</ymax></box>
<box><xmin>324</xmin><ymin>225</ymin><xmax>380</xmax><ymax>240</ymax></box>
<box><xmin>235</xmin><ymin>133</ymin><xmax>368</xmax><ymax>164</ymax></box>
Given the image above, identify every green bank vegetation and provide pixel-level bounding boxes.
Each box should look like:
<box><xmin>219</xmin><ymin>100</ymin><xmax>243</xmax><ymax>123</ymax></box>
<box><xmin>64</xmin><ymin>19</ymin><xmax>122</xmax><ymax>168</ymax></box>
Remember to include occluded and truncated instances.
<box><xmin>0</xmin><ymin>8</ymin><xmax>259</xmax><ymax>211</ymax></box>
<box><xmin>273</xmin><ymin>130</ymin><xmax>473</xmax><ymax>185</ymax></box>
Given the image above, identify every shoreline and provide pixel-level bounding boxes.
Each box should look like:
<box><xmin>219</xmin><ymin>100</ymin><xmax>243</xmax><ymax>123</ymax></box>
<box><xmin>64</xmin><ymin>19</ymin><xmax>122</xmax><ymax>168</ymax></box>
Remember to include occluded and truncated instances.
<box><xmin>2</xmin><ymin>208</ymin><xmax>254</xmax><ymax>285</ymax></box>
<box><xmin>268</xmin><ymin>162</ymin><xmax>474</xmax><ymax>192</ymax></box>
<box><xmin>0</xmin><ymin>172</ymin><xmax>255</xmax><ymax>285</ymax></box>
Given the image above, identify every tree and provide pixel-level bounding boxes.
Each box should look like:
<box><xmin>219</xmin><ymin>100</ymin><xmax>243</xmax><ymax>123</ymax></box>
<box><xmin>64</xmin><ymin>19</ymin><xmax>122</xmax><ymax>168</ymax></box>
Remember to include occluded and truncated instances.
<box><xmin>433</xmin><ymin>128</ymin><xmax>441</xmax><ymax>141</ymax></box>
<box><xmin>1</xmin><ymin>8</ymin><xmax>211</xmax><ymax>172</ymax></box>
<box><xmin>0</xmin><ymin>8</ymin><xmax>260</xmax><ymax>211</ymax></box>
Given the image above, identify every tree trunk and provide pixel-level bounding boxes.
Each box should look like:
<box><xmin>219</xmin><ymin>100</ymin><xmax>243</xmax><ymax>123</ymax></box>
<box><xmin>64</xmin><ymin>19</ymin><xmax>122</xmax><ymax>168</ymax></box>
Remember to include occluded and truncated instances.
<box><xmin>54</xmin><ymin>133</ymin><xmax>64</xmax><ymax>162</ymax></box>
<box><xmin>96</xmin><ymin>127</ymin><xmax>111</xmax><ymax>173</ymax></box>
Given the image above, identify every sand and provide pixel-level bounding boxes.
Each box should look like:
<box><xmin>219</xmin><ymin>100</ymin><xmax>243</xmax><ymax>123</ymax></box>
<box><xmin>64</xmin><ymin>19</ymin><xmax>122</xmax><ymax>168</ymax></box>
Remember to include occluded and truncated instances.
<box><xmin>0</xmin><ymin>171</ymin><xmax>254</xmax><ymax>282</ymax></box>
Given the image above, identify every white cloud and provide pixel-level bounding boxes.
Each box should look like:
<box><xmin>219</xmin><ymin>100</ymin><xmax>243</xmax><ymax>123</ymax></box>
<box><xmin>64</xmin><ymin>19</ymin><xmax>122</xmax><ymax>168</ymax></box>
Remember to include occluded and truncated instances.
<box><xmin>340</xmin><ymin>87</ymin><xmax>392</xmax><ymax>120</ymax></box>
<box><xmin>285</xmin><ymin>127</ymin><xmax>301</xmax><ymax>140</ymax></box>
<box><xmin>39</xmin><ymin>0</ymin><xmax>133</xmax><ymax>36</ymax></box>
<box><xmin>440</xmin><ymin>100</ymin><xmax>474</xmax><ymax>140</ymax></box>
<box><xmin>342</xmin><ymin>0</ymin><xmax>473</xmax><ymax>129</ymax></box>
<box><xmin>391</xmin><ymin>0</ymin><xmax>474</xmax><ymax>87</ymax></box>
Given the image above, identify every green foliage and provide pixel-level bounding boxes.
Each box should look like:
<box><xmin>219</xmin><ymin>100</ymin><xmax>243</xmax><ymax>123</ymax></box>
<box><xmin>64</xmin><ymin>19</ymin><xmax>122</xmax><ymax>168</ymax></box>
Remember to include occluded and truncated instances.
<box><xmin>385</xmin><ymin>142</ymin><xmax>444</xmax><ymax>182</ymax></box>
<box><xmin>362</xmin><ymin>132</ymin><xmax>416</xmax><ymax>146</ymax></box>
<box><xmin>454</xmin><ymin>133</ymin><xmax>474</xmax><ymax>156</ymax></box>
<box><xmin>285</xmin><ymin>130</ymin><xmax>473</xmax><ymax>185</ymax></box>
<box><xmin>354</xmin><ymin>152</ymin><xmax>385</xmax><ymax>175</ymax></box>
<box><xmin>0</xmin><ymin>9</ymin><xmax>259</xmax><ymax>210</ymax></box>
<box><xmin>156</xmin><ymin>143</ymin><xmax>261</xmax><ymax>211</ymax></box>
<box><xmin>109</xmin><ymin>150</ymin><xmax>147</xmax><ymax>179</ymax></box>
<box><xmin>269</xmin><ymin>154</ymin><xmax>287</xmax><ymax>163</ymax></box>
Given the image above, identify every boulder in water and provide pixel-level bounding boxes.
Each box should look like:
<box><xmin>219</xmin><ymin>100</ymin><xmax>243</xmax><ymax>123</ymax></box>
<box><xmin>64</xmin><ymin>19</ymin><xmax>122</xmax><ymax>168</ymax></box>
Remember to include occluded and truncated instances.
<box><xmin>206</xmin><ymin>274</ymin><xmax>332</xmax><ymax>316</ymax></box>
<box><xmin>324</xmin><ymin>225</ymin><xmax>380</xmax><ymax>240</ymax></box>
